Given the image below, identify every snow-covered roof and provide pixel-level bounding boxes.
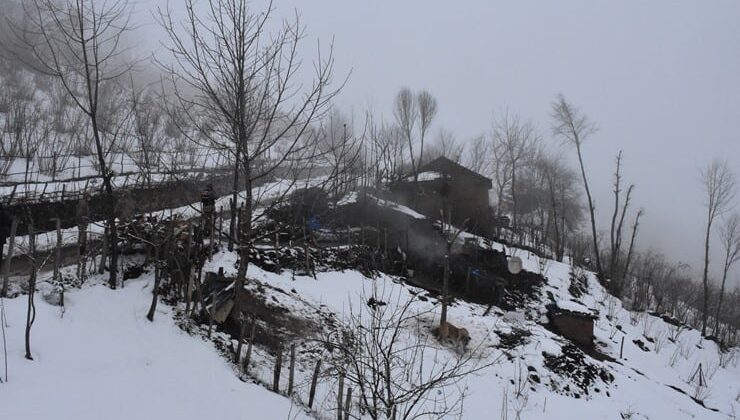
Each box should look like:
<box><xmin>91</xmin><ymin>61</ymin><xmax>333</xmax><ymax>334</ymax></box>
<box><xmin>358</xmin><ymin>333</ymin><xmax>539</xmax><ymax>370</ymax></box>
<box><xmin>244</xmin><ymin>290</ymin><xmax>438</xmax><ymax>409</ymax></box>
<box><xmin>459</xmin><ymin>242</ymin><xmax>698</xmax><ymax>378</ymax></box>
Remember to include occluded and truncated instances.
<box><xmin>405</xmin><ymin>171</ymin><xmax>444</xmax><ymax>182</ymax></box>
<box><xmin>552</xmin><ymin>299</ymin><xmax>598</xmax><ymax>318</ymax></box>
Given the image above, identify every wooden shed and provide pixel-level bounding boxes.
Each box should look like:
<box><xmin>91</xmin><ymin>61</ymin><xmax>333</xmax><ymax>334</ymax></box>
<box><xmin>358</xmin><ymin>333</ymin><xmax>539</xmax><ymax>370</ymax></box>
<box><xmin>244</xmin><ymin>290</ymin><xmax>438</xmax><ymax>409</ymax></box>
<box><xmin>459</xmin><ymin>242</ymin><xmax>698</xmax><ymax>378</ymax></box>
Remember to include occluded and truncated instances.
<box><xmin>546</xmin><ymin>301</ymin><xmax>598</xmax><ymax>348</ymax></box>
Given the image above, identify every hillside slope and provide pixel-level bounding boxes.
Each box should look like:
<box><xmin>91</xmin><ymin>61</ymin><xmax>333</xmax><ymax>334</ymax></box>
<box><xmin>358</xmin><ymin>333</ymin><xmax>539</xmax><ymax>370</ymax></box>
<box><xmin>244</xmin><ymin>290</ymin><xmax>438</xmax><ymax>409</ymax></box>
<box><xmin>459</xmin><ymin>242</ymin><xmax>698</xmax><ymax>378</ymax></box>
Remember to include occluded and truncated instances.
<box><xmin>0</xmin><ymin>273</ymin><xmax>311</xmax><ymax>420</ymax></box>
<box><xmin>1</xmin><ymin>193</ymin><xmax>738</xmax><ymax>420</ymax></box>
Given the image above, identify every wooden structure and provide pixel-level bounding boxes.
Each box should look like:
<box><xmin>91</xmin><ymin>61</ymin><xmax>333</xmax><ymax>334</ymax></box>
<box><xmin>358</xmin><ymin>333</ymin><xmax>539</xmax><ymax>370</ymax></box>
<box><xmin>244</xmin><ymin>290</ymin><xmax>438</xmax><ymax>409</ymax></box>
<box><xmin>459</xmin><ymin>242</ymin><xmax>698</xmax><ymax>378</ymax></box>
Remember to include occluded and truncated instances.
<box><xmin>546</xmin><ymin>302</ymin><xmax>598</xmax><ymax>347</ymax></box>
<box><xmin>390</xmin><ymin>157</ymin><xmax>493</xmax><ymax>235</ymax></box>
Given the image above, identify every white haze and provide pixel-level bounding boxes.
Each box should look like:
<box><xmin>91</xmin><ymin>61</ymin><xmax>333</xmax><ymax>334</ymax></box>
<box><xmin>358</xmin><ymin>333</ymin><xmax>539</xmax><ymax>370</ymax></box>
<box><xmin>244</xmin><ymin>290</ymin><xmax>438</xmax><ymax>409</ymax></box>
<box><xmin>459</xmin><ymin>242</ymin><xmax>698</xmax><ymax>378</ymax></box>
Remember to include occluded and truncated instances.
<box><xmin>131</xmin><ymin>0</ymin><xmax>740</xmax><ymax>286</ymax></box>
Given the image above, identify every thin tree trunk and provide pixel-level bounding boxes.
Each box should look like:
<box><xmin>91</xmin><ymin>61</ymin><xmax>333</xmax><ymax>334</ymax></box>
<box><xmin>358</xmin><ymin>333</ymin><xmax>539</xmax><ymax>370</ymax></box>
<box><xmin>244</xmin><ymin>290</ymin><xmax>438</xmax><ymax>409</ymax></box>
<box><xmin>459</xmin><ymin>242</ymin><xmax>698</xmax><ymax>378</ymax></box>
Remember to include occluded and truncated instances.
<box><xmin>24</xmin><ymin>221</ymin><xmax>37</xmax><ymax>360</ymax></box>
<box><xmin>1</xmin><ymin>218</ymin><xmax>17</xmax><ymax>297</ymax></box>
<box><xmin>576</xmin><ymin>144</ymin><xmax>602</xmax><ymax>277</ymax></box>
<box><xmin>701</xmin><ymin>214</ymin><xmax>712</xmax><ymax>336</ymax></box>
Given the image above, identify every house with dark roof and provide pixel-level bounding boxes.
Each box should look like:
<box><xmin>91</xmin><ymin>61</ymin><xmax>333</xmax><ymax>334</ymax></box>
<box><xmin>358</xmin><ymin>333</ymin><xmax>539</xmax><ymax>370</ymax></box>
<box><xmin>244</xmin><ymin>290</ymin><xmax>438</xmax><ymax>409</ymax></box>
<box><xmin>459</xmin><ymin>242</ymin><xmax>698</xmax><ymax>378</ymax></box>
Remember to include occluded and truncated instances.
<box><xmin>389</xmin><ymin>156</ymin><xmax>494</xmax><ymax>235</ymax></box>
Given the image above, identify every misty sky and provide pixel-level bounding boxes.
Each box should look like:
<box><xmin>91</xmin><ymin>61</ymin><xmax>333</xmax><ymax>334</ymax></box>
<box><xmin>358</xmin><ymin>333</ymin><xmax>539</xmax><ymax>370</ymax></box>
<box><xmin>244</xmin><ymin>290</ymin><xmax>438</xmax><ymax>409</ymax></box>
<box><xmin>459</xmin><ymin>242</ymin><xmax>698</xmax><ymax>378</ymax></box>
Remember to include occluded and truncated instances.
<box><xmin>135</xmin><ymin>1</ymin><xmax>740</xmax><ymax>285</ymax></box>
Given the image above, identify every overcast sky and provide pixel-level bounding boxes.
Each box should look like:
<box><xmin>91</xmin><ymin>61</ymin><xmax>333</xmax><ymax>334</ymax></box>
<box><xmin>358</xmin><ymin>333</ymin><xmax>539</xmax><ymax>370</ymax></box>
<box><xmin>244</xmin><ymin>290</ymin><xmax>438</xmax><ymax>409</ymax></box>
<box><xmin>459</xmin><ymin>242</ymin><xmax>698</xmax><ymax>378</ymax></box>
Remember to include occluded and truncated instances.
<box><xmin>137</xmin><ymin>0</ymin><xmax>740</xmax><ymax>285</ymax></box>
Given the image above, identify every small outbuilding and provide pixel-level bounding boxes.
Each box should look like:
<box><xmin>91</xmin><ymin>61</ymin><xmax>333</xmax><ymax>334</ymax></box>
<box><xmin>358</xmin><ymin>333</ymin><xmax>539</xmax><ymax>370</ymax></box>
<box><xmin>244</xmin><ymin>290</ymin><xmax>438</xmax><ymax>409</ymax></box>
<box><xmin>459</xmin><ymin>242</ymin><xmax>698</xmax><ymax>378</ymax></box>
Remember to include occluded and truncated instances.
<box><xmin>546</xmin><ymin>301</ymin><xmax>598</xmax><ymax>348</ymax></box>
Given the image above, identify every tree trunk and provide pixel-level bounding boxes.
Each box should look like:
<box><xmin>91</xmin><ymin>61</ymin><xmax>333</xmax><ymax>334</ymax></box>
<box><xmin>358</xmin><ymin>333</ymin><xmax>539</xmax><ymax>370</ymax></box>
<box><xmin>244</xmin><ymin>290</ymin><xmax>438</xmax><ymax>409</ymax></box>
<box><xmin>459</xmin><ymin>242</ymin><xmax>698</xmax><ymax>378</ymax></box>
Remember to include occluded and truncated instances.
<box><xmin>576</xmin><ymin>144</ymin><xmax>602</xmax><ymax>278</ymax></box>
<box><xmin>701</xmin><ymin>214</ymin><xmax>712</xmax><ymax>336</ymax></box>
<box><xmin>1</xmin><ymin>218</ymin><xmax>17</xmax><ymax>297</ymax></box>
<box><xmin>24</xmin><ymin>222</ymin><xmax>36</xmax><ymax>360</ymax></box>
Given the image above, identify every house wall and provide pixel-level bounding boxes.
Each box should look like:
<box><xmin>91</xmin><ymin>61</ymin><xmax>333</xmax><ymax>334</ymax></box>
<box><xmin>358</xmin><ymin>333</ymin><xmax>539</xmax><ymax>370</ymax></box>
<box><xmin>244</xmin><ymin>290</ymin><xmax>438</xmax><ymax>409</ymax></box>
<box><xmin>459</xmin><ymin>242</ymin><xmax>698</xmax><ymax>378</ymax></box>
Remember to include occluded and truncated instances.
<box><xmin>389</xmin><ymin>178</ymin><xmax>492</xmax><ymax>235</ymax></box>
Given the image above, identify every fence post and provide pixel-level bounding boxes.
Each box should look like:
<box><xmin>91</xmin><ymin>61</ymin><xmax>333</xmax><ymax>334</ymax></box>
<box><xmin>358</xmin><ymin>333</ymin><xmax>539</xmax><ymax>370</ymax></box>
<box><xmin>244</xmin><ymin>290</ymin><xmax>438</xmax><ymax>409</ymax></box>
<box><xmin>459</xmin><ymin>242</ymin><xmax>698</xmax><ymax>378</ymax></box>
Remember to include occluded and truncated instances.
<box><xmin>466</xmin><ymin>266</ymin><xmax>471</xmax><ymax>295</ymax></box>
<box><xmin>98</xmin><ymin>227</ymin><xmax>108</xmax><ymax>275</ymax></box>
<box><xmin>288</xmin><ymin>344</ymin><xmax>296</xmax><ymax>396</ymax></box>
<box><xmin>1</xmin><ymin>218</ymin><xmax>18</xmax><ymax>297</ymax></box>
<box><xmin>243</xmin><ymin>318</ymin><xmax>256</xmax><ymax>372</ymax></box>
<box><xmin>273</xmin><ymin>345</ymin><xmax>283</xmax><ymax>393</ymax></box>
<box><xmin>219</xmin><ymin>206</ymin><xmax>224</xmax><ymax>245</ymax></box>
<box><xmin>344</xmin><ymin>387</ymin><xmax>353</xmax><ymax>420</ymax></box>
<box><xmin>308</xmin><ymin>359</ymin><xmax>322</xmax><ymax>408</ymax></box>
<box><xmin>234</xmin><ymin>316</ymin><xmax>246</xmax><ymax>364</ymax></box>
<box><xmin>40</xmin><ymin>182</ymin><xmax>49</xmax><ymax>200</ymax></box>
<box><xmin>337</xmin><ymin>372</ymin><xmax>345</xmax><ymax>420</ymax></box>
<box><xmin>53</xmin><ymin>218</ymin><xmax>62</xmax><ymax>285</ymax></box>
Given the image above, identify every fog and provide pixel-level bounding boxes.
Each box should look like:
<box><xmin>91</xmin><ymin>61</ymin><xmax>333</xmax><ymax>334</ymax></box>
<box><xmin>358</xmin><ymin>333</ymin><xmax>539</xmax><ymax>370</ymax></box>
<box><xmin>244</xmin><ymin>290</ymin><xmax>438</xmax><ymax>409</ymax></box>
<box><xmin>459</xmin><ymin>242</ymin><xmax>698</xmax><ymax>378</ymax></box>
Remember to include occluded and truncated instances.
<box><xmin>133</xmin><ymin>0</ymin><xmax>740</xmax><ymax>285</ymax></box>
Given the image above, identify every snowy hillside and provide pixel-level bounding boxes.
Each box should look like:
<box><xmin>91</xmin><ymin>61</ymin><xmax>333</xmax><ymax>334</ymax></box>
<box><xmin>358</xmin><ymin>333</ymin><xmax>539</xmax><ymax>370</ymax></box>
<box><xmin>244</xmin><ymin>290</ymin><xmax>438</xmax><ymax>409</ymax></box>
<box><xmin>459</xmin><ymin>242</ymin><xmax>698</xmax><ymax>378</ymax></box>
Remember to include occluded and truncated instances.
<box><xmin>0</xmin><ymin>273</ymin><xmax>311</xmax><ymax>420</ymax></box>
<box><xmin>203</xmin><ymin>246</ymin><xmax>740</xmax><ymax>419</ymax></box>
<box><xmin>1</xmin><ymin>192</ymin><xmax>738</xmax><ymax>420</ymax></box>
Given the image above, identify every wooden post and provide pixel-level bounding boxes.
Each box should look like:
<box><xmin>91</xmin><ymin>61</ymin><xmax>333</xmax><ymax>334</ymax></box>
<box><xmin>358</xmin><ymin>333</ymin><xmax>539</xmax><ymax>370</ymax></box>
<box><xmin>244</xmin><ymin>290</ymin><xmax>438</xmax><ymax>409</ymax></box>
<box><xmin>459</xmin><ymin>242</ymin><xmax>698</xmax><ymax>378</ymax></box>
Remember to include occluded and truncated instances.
<box><xmin>40</xmin><ymin>182</ymin><xmax>48</xmax><ymax>200</ymax></box>
<box><xmin>1</xmin><ymin>218</ymin><xmax>18</xmax><ymax>297</ymax></box>
<box><xmin>24</xmin><ymin>221</ymin><xmax>37</xmax><ymax>360</ymax></box>
<box><xmin>53</xmin><ymin>218</ymin><xmax>62</xmax><ymax>285</ymax></box>
<box><xmin>440</xmin><ymin>253</ymin><xmax>450</xmax><ymax>326</ymax></box>
<box><xmin>209</xmin><ymin>211</ymin><xmax>215</xmax><ymax>260</ymax></box>
<box><xmin>384</xmin><ymin>228</ymin><xmax>388</xmax><ymax>257</ymax></box>
<box><xmin>308</xmin><ymin>359</ymin><xmax>322</xmax><ymax>408</ymax></box>
<box><xmin>228</xmin><ymin>198</ymin><xmax>234</xmax><ymax>251</ymax></box>
<box><xmin>288</xmin><ymin>344</ymin><xmax>296</xmax><ymax>396</ymax></box>
<box><xmin>235</xmin><ymin>316</ymin><xmax>246</xmax><ymax>364</ymax></box>
<box><xmin>185</xmin><ymin>223</ymin><xmax>193</xmax><ymax>313</ymax></box>
<box><xmin>273</xmin><ymin>345</ymin><xmax>283</xmax><ymax>393</ymax></box>
<box><xmin>465</xmin><ymin>266</ymin><xmax>471</xmax><ymax>295</ymax></box>
<box><xmin>207</xmin><ymin>292</ymin><xmax>216</xmax><ymax>338</ymax></box>
<box><xmin>98</xmin><ymin>227</ymin><xmax>108</xmax><ymax>275</ymax></box>
<box><xmin>344</xmin><ymin>387</ymin><xmax>353</xmax><ymax>420</ymax></box>
<box><xmin>337</xmin><ymin>372</ymin><xmax>345</xmax><ymax>420</ymax></box>
<box><xmin>620</xmin><ymin>336</ymin><xmax>625</xmax><ymax>359</ymax></box>
<box><xmin>243</xmin><ymin>319</ymin><xmax>256</xmax><ymax>371</ymax></box>
<box><xmin>146</xmin><ymin>246</ymin><xmax>162</xmax><ymax>322</ymax></box>
<box><xmin>219</xmin><ymin>206</ymin><xmax>224</xmax><ymax>245</ymax></box>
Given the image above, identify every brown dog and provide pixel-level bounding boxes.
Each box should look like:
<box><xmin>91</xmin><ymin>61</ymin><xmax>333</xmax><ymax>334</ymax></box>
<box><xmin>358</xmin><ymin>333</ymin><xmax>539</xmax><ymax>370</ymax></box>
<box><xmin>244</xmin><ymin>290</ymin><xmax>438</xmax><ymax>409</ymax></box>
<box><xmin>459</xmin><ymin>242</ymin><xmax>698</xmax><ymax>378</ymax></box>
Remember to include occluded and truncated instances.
<box><xmin>435</xmin><ymin>321</ymin><xmax>471</xmax><ymax>350</ymax></box>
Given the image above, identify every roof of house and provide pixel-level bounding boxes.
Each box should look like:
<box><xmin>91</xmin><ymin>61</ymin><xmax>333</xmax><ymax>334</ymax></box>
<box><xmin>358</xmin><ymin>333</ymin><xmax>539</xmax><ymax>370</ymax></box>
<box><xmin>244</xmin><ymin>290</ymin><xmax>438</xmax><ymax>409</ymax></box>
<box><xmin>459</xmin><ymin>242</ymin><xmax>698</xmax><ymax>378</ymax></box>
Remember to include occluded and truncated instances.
<box><xmin>416</xmin><ymin>157</ymin><xmax>492</xmax><ymax>188</ymax></box>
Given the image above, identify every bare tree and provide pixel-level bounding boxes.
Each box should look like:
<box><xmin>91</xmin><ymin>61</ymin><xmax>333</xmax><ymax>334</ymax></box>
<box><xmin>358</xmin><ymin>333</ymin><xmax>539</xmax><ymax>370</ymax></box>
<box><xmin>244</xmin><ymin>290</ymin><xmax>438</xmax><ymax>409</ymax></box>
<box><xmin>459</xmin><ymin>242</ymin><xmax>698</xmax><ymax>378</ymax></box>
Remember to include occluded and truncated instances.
<box><xmin>316</xmin><ymin>110</ymin><xmax>363</xmax><ymax>202</ymax></box>
<box><xmin>492</xmin><ymin>112</ymin><xmax>539</xmax><ymax>230</ymax></box>
<box><xmin>425</xmin><ymin>128</ymin><xmax>464</xmax><ymax>164</ymax></box>
<box><xmin>393</xmin><ymin>88</ymin><xmax>438</xmax><ymax>182</ymax></box>
<box><xmin>366</xmin><ymin>114</ymin><xmax>406</xmax><ymax>186</ymax></box>
<box><xmin>699</xmin><ymin>159</ymin><xmax>736</xmax><ymax>335</ymax></box>
<box><xmin>129</xmin><ymin>80</ymin><xmax>164</xmax><ymax>188</ymax></box>
<box><xmin>620</xmin><ymin>208</ymin><xmax>643</xmax><ymax>297</ymax></box>
<box><xmin>489</xmin><ymin>133</ymin><xmax>512</xmax><ymax>218</ymax></box>
<box><xmin>5</xmin><ymin>92</ymin><xmax>43</xmax><ymax>184</ymax></box>
<box><xmin>464</xmin><ymin>135</ymin><xmax>489</xmax><ymax>175</ymax></box>
<box><xmin>394</xmin><ymin>88</ymin><xmax>419</xmax><ymax>179</ymax></box>
<box><xmin>159</xmin><ymin>0</ymin><xmax>340</xmax><ymax>328</ymax></box>
<box><xmin>7</xmin><ymin>0</ymin><xmax>135</xmax><ymax>289</ymax></box>
<box><xmin>551</xmin><ymin>94</ymin><xmax>602</xmax><ymax>277</ymax></box>
<box><xmin>323</xmin><ymin>287</ymin><xmax>494</xmax><ymax>420</ymax></box>
<box><xmin>537</xmin><ymin>153</ymin><xmax>582</xmax><ymax>261</ymax></box>
<box><xmin>608</xmin><ymin>150</ymin><xmax>637</xmax><ymax>292</ymax></box>
<box><xmin>416</xmin><ymin>90</ymin><xmax>437</xmax><ymax>169</ymax></box>
<box><xmin>714</xmin><ymin>213</ymin><xmax>740</xmax><ymax>335</ymax></box>
<box><xmin>439</xmin><ymin>210</ymin><xmax>466</xmax><ymax>327</ymax></box>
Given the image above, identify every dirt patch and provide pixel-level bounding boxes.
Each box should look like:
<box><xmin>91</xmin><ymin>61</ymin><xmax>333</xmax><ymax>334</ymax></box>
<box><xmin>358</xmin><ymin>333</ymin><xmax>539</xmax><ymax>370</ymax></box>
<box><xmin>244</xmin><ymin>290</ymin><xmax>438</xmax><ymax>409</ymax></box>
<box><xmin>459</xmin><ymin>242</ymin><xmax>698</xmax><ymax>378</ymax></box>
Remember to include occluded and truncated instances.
<box><xmin>543</xmin><ymin>344</ymin><xmax>614</xmax><ymax>398</ymax></box>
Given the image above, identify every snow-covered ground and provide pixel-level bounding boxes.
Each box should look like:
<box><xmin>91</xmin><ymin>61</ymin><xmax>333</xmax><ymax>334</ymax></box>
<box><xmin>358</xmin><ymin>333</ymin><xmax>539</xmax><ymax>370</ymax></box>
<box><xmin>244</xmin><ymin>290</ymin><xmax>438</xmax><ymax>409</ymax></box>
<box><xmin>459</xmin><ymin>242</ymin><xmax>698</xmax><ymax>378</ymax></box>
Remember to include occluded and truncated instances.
<box><xmin>0</xmin><ymin>272</ymin><xmax>311</xmax><ymax>420</ymax></box>
<box><xmin>1</xmin><ymin>192</ymin><xmax>738</xmax><ymax>419</ymax></box>
<box><xmin>227</xmin><ymin>254</ymin><xmax>740</xmax><ymax>420</ymax></box>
